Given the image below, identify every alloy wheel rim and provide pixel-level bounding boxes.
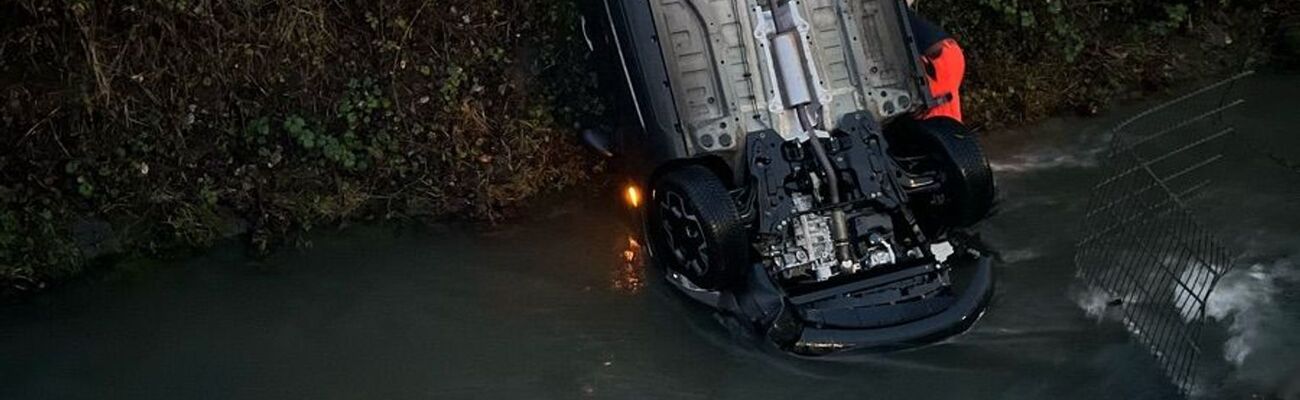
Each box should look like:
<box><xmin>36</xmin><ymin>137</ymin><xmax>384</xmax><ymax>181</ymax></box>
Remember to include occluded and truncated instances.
<box><xmin>657</xmin><ymin>190</ymin><xmax>711</xmax><ymax>278</ymax></box>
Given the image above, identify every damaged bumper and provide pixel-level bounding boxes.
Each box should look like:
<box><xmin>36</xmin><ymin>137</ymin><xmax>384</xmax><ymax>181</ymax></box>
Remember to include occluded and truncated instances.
<box><xmin>667</xmin><ymin>254</ymin><xmax>994</xmax><ymax>354</ymax></box>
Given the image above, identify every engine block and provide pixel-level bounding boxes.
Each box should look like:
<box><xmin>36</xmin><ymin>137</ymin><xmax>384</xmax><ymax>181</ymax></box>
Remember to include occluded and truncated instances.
<box><xmin>771</xmin><ymin>194</ymin><xmax>838</xmax><ymax>281</ymax></box>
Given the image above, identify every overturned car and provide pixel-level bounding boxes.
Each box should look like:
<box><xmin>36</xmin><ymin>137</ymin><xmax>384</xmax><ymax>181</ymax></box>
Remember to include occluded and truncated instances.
<box><xmin>581</xmin><ymin>0</ymin><xmax>996</xmax><ymax>354</ymax></box>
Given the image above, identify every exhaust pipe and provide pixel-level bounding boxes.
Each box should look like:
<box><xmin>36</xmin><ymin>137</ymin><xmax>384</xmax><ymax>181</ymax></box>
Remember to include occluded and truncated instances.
<box><xmin>797</xmin><ymin>107</ymin><xmax>853</xmax><ymax>264</ymax></box>
<box><xmin>768</xmin><ymin>0</ymin><xmax>853</xmax><ymax>264</ymax></box>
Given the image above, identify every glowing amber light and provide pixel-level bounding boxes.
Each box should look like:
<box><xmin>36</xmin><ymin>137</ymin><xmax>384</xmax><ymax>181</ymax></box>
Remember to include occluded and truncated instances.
<box><xmin>624</xmin><ymin>185</ymin><xmax>643</xmax><ymax>208</ymax></box>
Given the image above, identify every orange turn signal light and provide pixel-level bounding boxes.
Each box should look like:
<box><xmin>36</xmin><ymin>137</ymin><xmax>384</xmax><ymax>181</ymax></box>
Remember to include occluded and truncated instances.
<box><xmin>624</xmin><ymin>185</ymin><xmax>643</xmax><ymax>208</ymax></box>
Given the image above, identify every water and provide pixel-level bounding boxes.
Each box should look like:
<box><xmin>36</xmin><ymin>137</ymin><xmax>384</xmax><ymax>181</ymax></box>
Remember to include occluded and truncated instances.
<box><xmin>2</xmin><ymin>74</ymin><xmax>1297</xmax><ymax>399</ymax></box>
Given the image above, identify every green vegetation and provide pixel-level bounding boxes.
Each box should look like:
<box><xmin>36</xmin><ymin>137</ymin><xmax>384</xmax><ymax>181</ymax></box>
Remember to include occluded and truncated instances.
<box><xmin>1</xmin><ymin>0</ymin><xmax>1296</xmax><ymax>299</ymax></box>
<box><xmin>922</xmin><ymin>0</ymin><xmax>1298</xmax><ymax>125</ymax></box>
<box><xmin>1</xmin><ymin>0</ymin><xmax>600</xmax><ymax>298</ymax></box>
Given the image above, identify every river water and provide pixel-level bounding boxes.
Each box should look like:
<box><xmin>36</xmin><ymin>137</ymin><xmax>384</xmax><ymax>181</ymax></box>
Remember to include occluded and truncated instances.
<box><xmin>2</xmin><ymin>74</ymin><xmax>1297</xmax><ymax>400</ymax></box>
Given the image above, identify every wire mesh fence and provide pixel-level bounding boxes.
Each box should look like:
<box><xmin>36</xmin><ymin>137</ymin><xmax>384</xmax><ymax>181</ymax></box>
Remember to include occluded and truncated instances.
<box><xmin>1075</xmin><ymin>72</ymin><xmax>1253</xmax><ymax>395</ymax></box>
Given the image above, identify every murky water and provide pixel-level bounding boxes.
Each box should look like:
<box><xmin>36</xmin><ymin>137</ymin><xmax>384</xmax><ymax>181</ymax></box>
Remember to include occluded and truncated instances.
<box><xmin>2</xmin><ymin>74</ymin><xmax>1297</xmax><ymax>400</ymax></box>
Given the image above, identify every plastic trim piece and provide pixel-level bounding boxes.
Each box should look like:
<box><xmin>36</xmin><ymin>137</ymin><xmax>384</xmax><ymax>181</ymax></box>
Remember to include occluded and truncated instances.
<box><xmin>794</xmin><ymin>255</ymin><xmax>994</xmax><ymax>352</ymax></box>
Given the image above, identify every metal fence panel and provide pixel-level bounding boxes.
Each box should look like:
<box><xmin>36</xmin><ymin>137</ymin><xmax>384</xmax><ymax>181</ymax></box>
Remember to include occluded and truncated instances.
<box><xmin>1075</xmin><ymin>72</ymin><xmax>1251</xmax><ymax>394</ymax></box>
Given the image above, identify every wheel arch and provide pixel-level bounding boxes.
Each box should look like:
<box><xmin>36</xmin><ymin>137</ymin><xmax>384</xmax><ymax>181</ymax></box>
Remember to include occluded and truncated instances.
<box><xmin>647</xmin><ymin>154</ymin><xmax>739</xmax><ymax>191</ymax></box>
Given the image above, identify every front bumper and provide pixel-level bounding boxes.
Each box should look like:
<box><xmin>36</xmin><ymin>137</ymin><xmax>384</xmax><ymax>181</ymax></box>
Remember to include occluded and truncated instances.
<box><xmin>789</xmin><ymin>256</ymin><xmax>994</xmax><ymax>354</ymax></box>
<box><xmin>666</xmin><ymin>254</ymin><xmax>995</xmax><ymax>354</ymax></box>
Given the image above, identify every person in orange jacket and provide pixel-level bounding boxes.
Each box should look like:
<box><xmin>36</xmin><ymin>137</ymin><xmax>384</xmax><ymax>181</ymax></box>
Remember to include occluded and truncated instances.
<box><xmin>907</xmin><ymin>5</ymin><xmax>965</xmax><ymax>123</ymax></box>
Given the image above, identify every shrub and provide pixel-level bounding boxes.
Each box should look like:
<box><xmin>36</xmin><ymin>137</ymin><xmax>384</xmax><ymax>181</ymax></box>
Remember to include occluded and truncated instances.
<box><xmin>0</xmin><ymin>0</ymin><xmax>600</xmax><ymax>296</ymax></box>
<box><xmin>921</xmin><ymin>0</ymin><xmax>1294</xmax><ymax>124</ymax></box>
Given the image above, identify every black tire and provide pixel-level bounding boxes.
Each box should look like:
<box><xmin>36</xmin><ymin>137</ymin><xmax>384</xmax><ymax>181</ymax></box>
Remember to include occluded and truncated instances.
<box><xmin>910</xmin><ymin>117</ymin><xmax>995</xmax><ymax>227</ymax></box>
<box><xmin>647</xmin><ymin>165</ymin><xmax>748</xmax><ymax>290</ymax></box>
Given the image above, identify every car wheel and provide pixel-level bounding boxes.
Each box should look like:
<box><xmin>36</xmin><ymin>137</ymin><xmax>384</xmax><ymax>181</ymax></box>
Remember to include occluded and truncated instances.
<box><xmin>909</xmin><ymin>117</ymin><xmax>996</xmax><ymax>227</ymax></box>
<box><xmin>647</xmin><ymin>165</ymin><xmax>747</xmax><ymax>290</ymax></box>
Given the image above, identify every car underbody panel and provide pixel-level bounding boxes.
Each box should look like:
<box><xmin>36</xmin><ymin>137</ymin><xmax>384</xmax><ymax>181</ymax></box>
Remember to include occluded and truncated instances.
<box><xmin>596</xmin><ymin>0</ymin><xmax>995</xmax><ymax>354</ymax></box>
<box><xmin>644</xmin><ymin>0</ymin><xmax>930</xmax><ymax>154</ymax></box>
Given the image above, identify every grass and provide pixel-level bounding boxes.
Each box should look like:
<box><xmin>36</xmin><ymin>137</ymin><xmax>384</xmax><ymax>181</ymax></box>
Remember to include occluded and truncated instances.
<box><xmin>0</xmin><ymin>0</ymin><xmax>600</xmax><ymax>298</ymax></box>
<box><xmin>1</xmin><ymin>0</ymin><xmax>1295</xmax><ymax>299</ymax></box>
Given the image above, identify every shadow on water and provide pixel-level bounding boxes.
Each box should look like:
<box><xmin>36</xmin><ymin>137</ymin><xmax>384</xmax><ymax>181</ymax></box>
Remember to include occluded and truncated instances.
<box><xmin>1</xmin><ymin>74</ymin><xmax>1298</xmax><ymax>399</ymax></box>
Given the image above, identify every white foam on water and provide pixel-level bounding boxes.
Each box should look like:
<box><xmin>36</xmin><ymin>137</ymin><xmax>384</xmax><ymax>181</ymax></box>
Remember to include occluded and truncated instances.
<box><xmin>1174</xmin><ymin>262</ymin><xmax>1218</xmax><ymax>323</ymax></box>
<box><xmin>989</xmin><ymin>138</ymin><xmax>1113</xmax><ymax>174</ymax></box>
<box><xmin>1075</xmin><ymin>256</ymin><xmax>1299</xmax><ymax>397</ymax></box>
<box><xmin>1200</xmin><ymin>261</ymin><xmax>1297</xmax><ymax>366</ymax></box>
<box><xmin>1075</xmin><ymin>286</ymin><xmax>1113</xmax><ymax>321</ymax></box>
<box><xmin>1205</xmin><ymin>265</ymin><xmax>1273</xmax><ymax>365</ymax></box>
<box><xmin>989</xmin><ymin>152</ymin><xmax>1097</xmax><ymax>173</ymax></box>
<box><xmin>1187</xmin><ymin>258</ymin><xmax>1300</xmax><ymax>397</ymax></box>
<box><xmin>999</xmin><ymin>248</ymin><xmax>1041</xmax><ymax>263</ymax></box>
<box><xmin>1071</xmin><ymin>283</ymin><xmax>1141</xmax><ymax>323</ymax></box>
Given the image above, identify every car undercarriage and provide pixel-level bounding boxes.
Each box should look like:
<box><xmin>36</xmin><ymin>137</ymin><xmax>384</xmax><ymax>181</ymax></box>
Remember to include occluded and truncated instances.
<box><xmin>584</xmin><ymin>0</ymin><xmax>997</xmax><ymax>353</ymax></box>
